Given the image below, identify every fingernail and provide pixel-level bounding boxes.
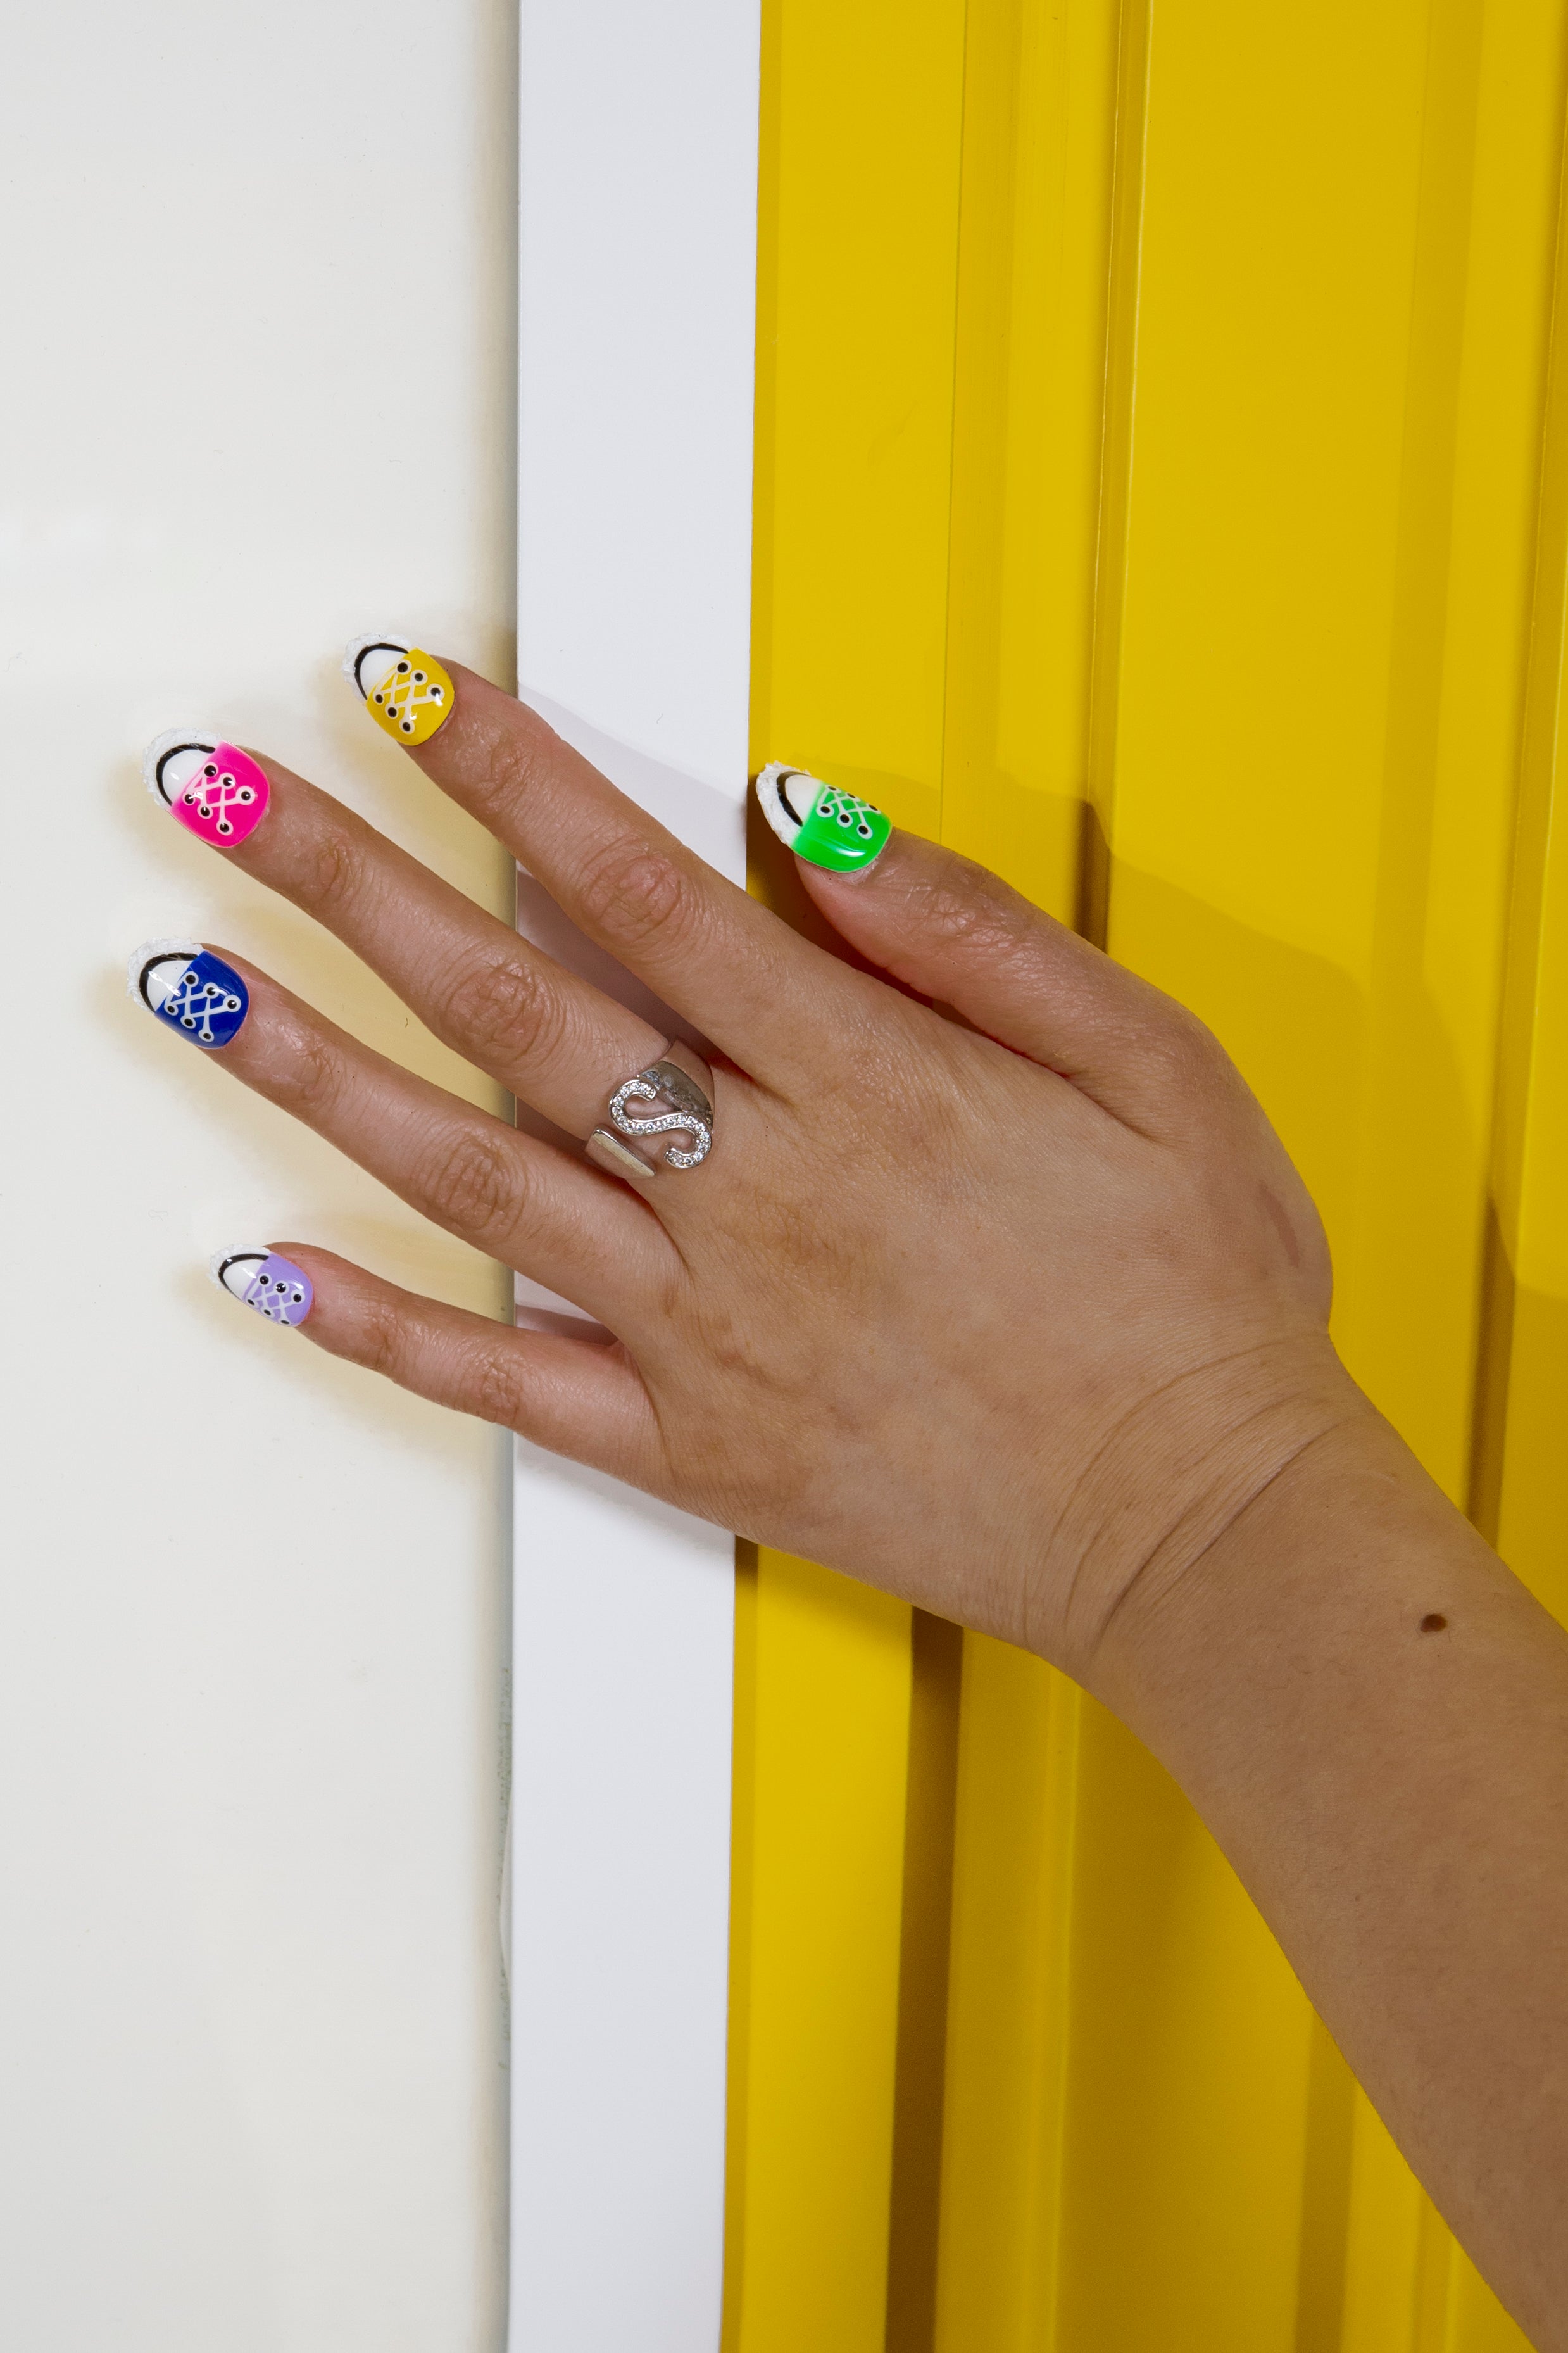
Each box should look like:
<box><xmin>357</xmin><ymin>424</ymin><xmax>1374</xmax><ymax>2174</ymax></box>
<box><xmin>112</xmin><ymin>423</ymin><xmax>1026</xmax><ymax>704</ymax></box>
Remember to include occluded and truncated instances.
<box><xmin>144</xmin><ymin>729</ymin><xmax>270</xmax><ymax>846</ymax></box>
<box><xmin>211</xmin><ymin>1248</ymin><xmax>313</xmax><ymax>1327</ymax></box>
<box><xmin>128</xmin><ymin>938</ymin><xmax>249</xmax><ymax>1049</ymax></box>
<box><xmin>342</xmin><ymin>633</ymin><xmax>454</xmax><ymax>745</ymax></box>
<box><xmin>756</xmin><ymin>764</ymin><xmax>890</xmax><ymax>873</ymax></box>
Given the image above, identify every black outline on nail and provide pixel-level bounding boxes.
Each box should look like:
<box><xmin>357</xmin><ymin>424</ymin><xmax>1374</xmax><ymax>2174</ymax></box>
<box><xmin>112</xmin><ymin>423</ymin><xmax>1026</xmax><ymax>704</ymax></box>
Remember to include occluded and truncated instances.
<box><xmin>775</xmin><ymin>771</ymin><xmax>808</xmax><ymax>827</ymax></box>
<box><xmin>152</xmin><ymin>739</ymin><xmax>215</xmax><ymax>808</ymax></box>
<box><xmin>353</xmin><ymin>640</ymin><xmax>406</xmax><ymax>700</ymax></box>
<box><xmin>136</xmin><ymin>949</ymin><xmax>193</xmax><ymax>1012</ymax></box>
<box><xmin>215</xmin><ymin>1251</ymin><xmax>267</xmax><ymax>1296</ymax></box>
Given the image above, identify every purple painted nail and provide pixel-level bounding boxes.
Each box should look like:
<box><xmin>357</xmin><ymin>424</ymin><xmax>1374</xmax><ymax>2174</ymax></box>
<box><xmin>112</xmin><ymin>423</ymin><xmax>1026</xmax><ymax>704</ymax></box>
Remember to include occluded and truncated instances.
<box><xmin>211</xmin><ymin>1249</ymin><xmax>313</xmax><ymax>1328</ymax></box>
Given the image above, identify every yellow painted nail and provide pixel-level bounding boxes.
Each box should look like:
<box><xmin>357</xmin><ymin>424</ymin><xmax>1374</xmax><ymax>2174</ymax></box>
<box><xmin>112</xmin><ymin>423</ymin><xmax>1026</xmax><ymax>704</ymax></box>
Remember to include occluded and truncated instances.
<box><xmin>343</xmin><ymin>633</ymin><xmax>455</xmax><ymax>745</ymax></box>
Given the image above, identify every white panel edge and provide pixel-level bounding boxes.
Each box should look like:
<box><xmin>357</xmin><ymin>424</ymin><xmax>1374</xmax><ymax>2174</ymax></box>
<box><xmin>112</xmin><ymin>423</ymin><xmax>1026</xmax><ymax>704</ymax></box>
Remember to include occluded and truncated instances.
<box><xmin>510</xmin><ymin>1</ymin><xmax>760</xmax><ymax>2345</ymax></box>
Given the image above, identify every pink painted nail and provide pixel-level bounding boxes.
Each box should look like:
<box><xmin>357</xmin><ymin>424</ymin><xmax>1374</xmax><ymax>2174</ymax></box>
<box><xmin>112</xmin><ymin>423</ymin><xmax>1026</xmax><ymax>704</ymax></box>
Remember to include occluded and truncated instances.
<box><xmin>144</xmin><ymin>729</ymin><xmax>270</xmax><ymax>847</ymax></box>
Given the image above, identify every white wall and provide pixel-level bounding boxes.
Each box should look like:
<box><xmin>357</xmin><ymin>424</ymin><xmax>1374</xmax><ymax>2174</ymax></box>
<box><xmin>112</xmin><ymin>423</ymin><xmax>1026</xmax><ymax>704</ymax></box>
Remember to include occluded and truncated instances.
<box><xmin>1</xmin><ymin>4</ymin><xmax>517</xmax><ymax>2344</ymax></box>
<box><xmin>510</xmin><ymin>5</ymin><xmax>759</xmax><ymax>2347</ymax></box>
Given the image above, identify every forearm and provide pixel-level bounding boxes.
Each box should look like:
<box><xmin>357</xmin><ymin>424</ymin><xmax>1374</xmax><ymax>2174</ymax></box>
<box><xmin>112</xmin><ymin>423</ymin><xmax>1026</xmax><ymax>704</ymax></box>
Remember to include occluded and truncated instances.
<box><xmin>1093</xmin><ymin>1385</ymin><xmax>1568</xmax><ymax>2348</ymax></box>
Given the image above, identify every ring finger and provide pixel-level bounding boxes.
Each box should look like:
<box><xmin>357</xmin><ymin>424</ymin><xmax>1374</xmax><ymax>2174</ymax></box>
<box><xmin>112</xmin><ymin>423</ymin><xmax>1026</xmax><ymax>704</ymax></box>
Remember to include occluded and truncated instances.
<box><xmin>129</xmin><ymin>941</ymin><xmax>674</xmax><ymax>1332</ymax></box>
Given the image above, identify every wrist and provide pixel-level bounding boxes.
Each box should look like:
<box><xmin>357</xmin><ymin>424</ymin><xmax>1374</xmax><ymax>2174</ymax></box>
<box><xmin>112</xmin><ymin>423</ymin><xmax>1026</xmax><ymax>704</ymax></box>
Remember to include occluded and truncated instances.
<box><xmin>1082</xmin><ymin>1365</ymin><xmax>1481</xmax><ymax>1741</ymax></box>
<box><xmin>1061</xmin><ymin>1338</ymin><xmax>1377</xmax><ymax>1706</ymax></box>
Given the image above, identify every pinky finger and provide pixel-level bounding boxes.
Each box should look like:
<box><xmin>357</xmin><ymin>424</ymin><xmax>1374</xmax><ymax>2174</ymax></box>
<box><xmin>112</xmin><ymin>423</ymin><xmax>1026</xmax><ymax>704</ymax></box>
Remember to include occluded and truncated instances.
<box><xmin>258</xmin><ymin>1244</ymin><xmax>663</xmax><ymax>1480</ymax></box>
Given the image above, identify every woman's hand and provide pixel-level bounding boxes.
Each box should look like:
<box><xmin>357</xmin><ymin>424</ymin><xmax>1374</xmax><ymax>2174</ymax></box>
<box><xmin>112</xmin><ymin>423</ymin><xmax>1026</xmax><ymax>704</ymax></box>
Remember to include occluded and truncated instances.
<box><xmin>139</xmin><ymin>649</ymin><xmax>1568</xmax><ymax>2344</ymax></box>
<box><xmin>136</xmin><ymin>654</ymin><xmax>1353</xmax><ymax>1690</ymax></box>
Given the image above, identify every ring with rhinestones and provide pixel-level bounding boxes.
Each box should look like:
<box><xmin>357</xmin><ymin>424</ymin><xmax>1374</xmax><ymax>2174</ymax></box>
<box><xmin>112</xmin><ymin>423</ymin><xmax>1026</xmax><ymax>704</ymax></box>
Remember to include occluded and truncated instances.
<box><xmin>586</xmin><ymin>1042</ymin><xmax>715</xmax><ymax>1179</ymax></box>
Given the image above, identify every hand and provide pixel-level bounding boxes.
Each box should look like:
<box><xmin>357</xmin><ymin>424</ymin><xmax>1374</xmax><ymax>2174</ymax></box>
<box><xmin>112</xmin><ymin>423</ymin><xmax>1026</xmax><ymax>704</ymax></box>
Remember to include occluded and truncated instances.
<box><xmin>136</xmin><ymin>655</ymin><xmax>1357</xmax><ymax>1688</ymax></box>
<box><xmin>139</xmin><ymin>653</ymin><xmax>1568</xmax><ymax>2344</ymax></box>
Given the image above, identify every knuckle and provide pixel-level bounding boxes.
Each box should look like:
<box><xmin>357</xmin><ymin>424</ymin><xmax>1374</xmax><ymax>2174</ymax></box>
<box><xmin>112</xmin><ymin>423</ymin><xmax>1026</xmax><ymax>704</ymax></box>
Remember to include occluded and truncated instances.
<box><xmin>1149</xmin><ymin>1000</ymin><xmax>1229</xmax><ymax>1090</ymax></box>
<box><xmin>927</xmin><ymin>886</ymin><xmax>1002</xmax><ymax>952</ymax></box>
<box><xmin>474</xmin><ymin>1344</ymin><xmax>525</xmax><ymax>1427</ymax></box>
<box><xmin>577</xmin><ymin>836</ymin><xmax>694</xmax><ymax>952</ymax></box>
<box><xmin>298</xmin><ymin>823</ymin><xmax>363</xmax><ymax>916</ymax></box>
<box><xmin>913</xmin><ymin>860</ymin><xmax>1022</xmax><ymax>956</ymax></box>
<box><xmin>438</xmin><ymin>954</ymin><xmax>569</xmax><ymax>1073</ymax></box>
<box><xmin>472</xmin><ymin>709</ymin><xmax>557</xmax><ymax>822</ymax></box>
<box><xmin>272</xmin><ymin>1025</ymin><xmax>346</xmax><ymax>1121</ymax></box>
<box><xmin>421</xmin><ymin>1127</ymin><xmax>530</xmax><ymax>1239</ymax></box>
<box><xmin>360</xmin><ymin>1296</ymin><xmax>408</xmax><ymax>1384</ymax></box>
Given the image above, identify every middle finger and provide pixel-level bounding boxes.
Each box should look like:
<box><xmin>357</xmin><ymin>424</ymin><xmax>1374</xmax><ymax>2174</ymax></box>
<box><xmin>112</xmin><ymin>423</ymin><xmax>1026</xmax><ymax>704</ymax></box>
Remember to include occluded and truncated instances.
<box><xmin>149</xmin><ymin>735</ymin><xmax>672</xmax><ymax>1141</ymax></box>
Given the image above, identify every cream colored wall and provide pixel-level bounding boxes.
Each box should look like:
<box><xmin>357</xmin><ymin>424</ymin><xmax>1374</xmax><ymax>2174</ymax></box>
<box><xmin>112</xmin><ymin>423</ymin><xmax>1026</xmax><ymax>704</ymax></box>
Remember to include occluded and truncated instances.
<box><xmin>1</xmin><ymin>4</ymin><xmax>517</xmax><ymax>2343</ymax></box>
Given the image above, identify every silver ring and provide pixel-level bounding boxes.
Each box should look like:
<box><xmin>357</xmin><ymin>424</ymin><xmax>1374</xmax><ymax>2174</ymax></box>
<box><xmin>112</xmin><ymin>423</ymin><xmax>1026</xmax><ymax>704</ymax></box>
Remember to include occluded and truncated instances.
<box><xmin>586</xmin><ymin>1041</ymin><xmax>714</xmax><ymax>1179</ymax></box>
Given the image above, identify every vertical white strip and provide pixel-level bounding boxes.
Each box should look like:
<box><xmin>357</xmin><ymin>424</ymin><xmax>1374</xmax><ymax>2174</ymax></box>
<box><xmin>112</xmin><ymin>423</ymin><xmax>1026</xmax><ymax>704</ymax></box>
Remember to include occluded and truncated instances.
<box><xmin>512</xmin><ymin>4</ymin><xmax>759</xmax><ymax>2347</ymax></box>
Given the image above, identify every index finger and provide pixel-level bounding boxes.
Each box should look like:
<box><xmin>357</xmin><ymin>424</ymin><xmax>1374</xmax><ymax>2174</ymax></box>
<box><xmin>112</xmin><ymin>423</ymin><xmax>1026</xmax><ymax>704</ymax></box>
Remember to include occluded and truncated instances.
<box><xmin>351</xmin><ymin>646</ymin><xmax>839</xmax><ymax>1084</ymax></box>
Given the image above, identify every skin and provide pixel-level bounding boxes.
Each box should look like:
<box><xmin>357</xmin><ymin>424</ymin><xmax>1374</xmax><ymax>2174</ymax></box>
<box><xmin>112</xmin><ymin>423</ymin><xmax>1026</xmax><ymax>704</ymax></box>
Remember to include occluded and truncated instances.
<box><xmin>156</xmin><ymin>660</ymin><xmax>1568</xmax><ymax>2344</ymax></box>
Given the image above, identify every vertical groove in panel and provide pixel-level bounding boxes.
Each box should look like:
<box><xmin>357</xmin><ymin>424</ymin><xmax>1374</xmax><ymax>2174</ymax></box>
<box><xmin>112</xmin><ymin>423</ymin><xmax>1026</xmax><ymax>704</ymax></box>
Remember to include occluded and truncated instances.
<box><xmin>1082</xmin><ymin>0</ymin><xmax>1153</xmax><ymax>952</ymax></box>
<box><xmin>932</xmin><ymin>0</ymin><xmax>1119</xmax><ymax>2345</ymax></box>
<box><xmin>1293</xmin><ymin>2021</ymin><xmax>1356</xmax><ymax>2351</ymax></box>
<box><xmin>938</xmin><ymin>0</ymin><xmax>1120</xmax><ymax>898</ymax></box>
<box><xmin>724</xmin><ymin>1559</ymin><xmax>912</xmax><ymax>2352</ymax></box>
<box><xmin>727</xmin><ymin>1</ymin><xmax>968</xmax><ymax>2345</ymax></box>
<box><xmin>1487</xmin><ymin>44</ymin><xmax>1568</xmax><ymax>1615</ymax></box>
<box><xmin>1069</xmin><ymin>1</ymin><xmax>1324</xmax><ymax>2340</ymax></box>
<box><xmin>1335</xmin><ymin>0</ymin><xmax>1487</xmax><ymax>1484</ymax></box>
<box><xmin>1338</xmin><ymin>2097</ymin><xmax>1430</xmax><ymax>2353</ymax></box>
<box><xmin>721</xmin><ymin>1547</ymin><xmax>760</xmax><ymax>2353</ymax></box>
<box><xmin>936</xmin><ymin>1647</ymin><xmax>1082</xmax><ymax>2353</ymax></box>
<box><xmin>884</xmin><ymin>1617</ymin><xmax>965</xmax><ymax>2353</ymax></box>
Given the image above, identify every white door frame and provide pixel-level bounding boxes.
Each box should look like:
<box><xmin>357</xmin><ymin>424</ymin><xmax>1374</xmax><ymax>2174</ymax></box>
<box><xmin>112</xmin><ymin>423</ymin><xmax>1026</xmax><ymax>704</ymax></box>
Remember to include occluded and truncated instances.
<box><xmin>510</xmin><ymin>6</ymin><xmax>760</xmax><ymax>2344</ymax></box>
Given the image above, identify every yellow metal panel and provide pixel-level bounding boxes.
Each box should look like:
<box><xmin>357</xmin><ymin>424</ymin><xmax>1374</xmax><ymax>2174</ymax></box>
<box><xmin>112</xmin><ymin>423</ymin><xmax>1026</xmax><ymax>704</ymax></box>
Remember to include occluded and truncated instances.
<box><xmin>751</xmin><ymin>0</ymin><xmax>968</xmax><ymax>842</ymax></box>
<box><xmin>1052</xmin><ymin>1717</ymin><xmax>1315</xmax><ymax>2348</ymax></box>
<box><xmin>1338</xmin><ymin>2098</ymin><xmax>1432</xmax><ymax>2352</ymax></box>
<box><xmin>723</xmin><ymin>1555</ymin><xmax>912</xmax><ymax>2351</ymax></box>
<box><xmin>732</xmin><ymin>1</ymin><xmax>1568</xmax><ymax>2344</ymax></box>
<box><xmin>939</xmin><ymin>0</ymin><xmax>1122</xmax><ymax>901</ymax></box>
<box><xmin>1447</xmin><ymin>2250</ymin><xmax>1545</xmax><ymax>2353</ymax></box>
<box><xmin>1081</xmin><ymin>0</ymin><xmax>1563</xmax><ymax>2332</ymax></box>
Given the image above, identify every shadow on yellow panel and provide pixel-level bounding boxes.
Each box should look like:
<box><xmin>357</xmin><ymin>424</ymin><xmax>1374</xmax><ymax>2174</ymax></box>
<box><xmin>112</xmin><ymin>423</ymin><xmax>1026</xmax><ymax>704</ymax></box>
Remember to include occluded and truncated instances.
<box><xmin>1108</xmin><ymin>853</ymin><xmax>1494</xmax><ymax>1502</ymax></box>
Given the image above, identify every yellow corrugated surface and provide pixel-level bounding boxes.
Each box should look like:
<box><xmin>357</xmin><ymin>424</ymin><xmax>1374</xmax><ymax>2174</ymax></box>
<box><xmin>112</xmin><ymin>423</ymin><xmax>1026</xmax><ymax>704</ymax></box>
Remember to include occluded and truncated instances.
<box><xmin>727</xmin><ymin>1</ymin><xmax>1568</xmax><ymax>2345</ymax></box>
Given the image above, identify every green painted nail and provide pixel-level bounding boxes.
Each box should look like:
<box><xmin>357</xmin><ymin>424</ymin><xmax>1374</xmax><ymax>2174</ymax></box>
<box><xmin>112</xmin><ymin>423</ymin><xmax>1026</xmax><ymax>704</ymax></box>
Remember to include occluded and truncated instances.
<box><xmin>756</xmin><ymin>764</ymin><xmax>891</xmax><ymax>874</ymax></box>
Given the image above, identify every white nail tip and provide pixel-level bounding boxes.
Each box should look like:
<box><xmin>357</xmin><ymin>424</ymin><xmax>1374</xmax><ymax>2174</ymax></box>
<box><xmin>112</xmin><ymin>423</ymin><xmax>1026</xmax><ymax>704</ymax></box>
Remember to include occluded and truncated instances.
<box><xmin>210</xmin><ymin>1247</ymin><xmax>314</xmax><ymax>1327</ymax></box>
<box><xmin>342</xmin><ymin>632</ymin><xmax>410</xmax><ymax>701</ymax></box>
<box><xmin>211</xmin><ymin>1248</ymin><xmax>267</xmax><ymax>1301</ymax></box>
<box><xmin>142</xmin><ymin>726</ymin><xmax>222</xmax><ymax>807</ymax></box>
<box><xmin>126</xmin><ymin>937</ymin><xmax>199</xmax><ymax>1007</ymax></box>
<box><xmin>756</xmin><ymin>762</ymin><xmax>820</xmax><ymax>850</ymax></box>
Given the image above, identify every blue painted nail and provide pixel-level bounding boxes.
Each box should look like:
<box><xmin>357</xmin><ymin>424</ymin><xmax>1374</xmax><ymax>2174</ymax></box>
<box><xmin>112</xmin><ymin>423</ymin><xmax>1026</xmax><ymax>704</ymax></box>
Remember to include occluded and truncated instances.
<box><xmin>129</xmin><ymin>938</ymin><xmax>249</xmax><ymax>1049</ymax></box>
<box><xmin>211</xmin><ymin>1249</ymin><xmax>313</xmax><ymax>1327</ymax></box>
